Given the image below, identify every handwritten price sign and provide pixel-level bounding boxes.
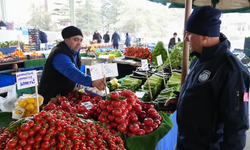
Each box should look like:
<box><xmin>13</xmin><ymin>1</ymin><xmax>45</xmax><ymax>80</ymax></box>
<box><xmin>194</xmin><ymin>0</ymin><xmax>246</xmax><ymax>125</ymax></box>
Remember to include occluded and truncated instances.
<box><xmin>103</xmin><ymin>63</ymin><xmax>118</xmax><ymax>78</ymax></box>
<box><xmin>141</xmin><ymin>59</ymin><xmax>149</xmax><ymax>71</ymax></box>
<box><xmin>90</xmin><ymin>64</ymin><xmax>104</xmax><ymax>81</ymax></box>
<box><xmin>16</xmin><ymin>71</ymin><xmax>38</xmax><ymax>90</ymax></box>
<box><xmin>157</xmin><ymin>55</ymin><xmax>163</xmax><ymax>66</ymax></box>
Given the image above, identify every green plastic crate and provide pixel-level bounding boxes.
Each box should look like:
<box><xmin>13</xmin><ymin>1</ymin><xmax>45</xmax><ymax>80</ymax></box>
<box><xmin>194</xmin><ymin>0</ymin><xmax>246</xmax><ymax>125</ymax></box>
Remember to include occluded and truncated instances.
<box><xmin>24</xmin><ymin>58</ymin><xmax>47</xmax><ymax>68</ymax></box>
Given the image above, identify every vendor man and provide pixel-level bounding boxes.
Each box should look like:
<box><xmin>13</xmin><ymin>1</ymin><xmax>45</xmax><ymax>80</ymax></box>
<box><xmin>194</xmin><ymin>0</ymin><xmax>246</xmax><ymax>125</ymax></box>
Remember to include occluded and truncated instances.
<box><xmin>165</xmin><ymin>6</ymin><xmax>249</xmax><ymax>150</ymax></box>
<box><xmin>39</xmin><ymin>26</ymin><xmax>106</xmax><ymax>104</ymax></box>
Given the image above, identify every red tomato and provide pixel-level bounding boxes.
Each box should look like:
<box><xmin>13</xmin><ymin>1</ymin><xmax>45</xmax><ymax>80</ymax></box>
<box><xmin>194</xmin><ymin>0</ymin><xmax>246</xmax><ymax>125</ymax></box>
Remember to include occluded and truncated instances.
<box><xmin>21</xmin><ymin>123</ymin><xmax>30</xmax><ymax>132</ymax></box>
<box><xmin>133</xmin><ymin>103</ymin><xmax>142</xmax><ymax>112</ymax></box>
<box><xmin>108</xmin><ymin>114</ymin><xmax>115</xmax><ymax>122</ymax></box>
<box><xmin>112</xmin><ymin>108</ymin><xmax>123</xmax><ymax>117</ymax></box>
<box><xmin>110</xmin><ymin>92</ymin><xmax>120</xmax><ymax>99</ymax></box>
<box><xmin>98</xmin><ymin>115</ymin><xmax>108</xmax><ymax>123</ymax></box>
<box><xmin>137</xmin><ymin>111</ymin><xmax>147</xmax><ymax>118</ymax></box>
<box><xmin>152</xmin><ymin>122</ymin><xmax>159</xmax><ymax>130</ymax></box>
<box><xmin>111</xmin><ymin>100</ymin><xmax>121</xmax><ymax>108</ymax></box>
<box><xmin>154</xmin><ymin>114</ymin><xmax>162</xmax><ymax>120</ymax></box>
<box><xmin>144</xmin><ymin>118</ymin><xmax>154</xmax><ymax>127</ymax></box>
<box><xmin>78</xmin><ymin>104</ymin><xmax>87</xmax><ymax>112</ymax></box>
<box><xmin>99</xmin><ymin>101</ymin><xmax>107</xmax><ymax>110</ymax></box>
<box><xmin>115</xmin><ymin>116</ymin><xmax>125</xmax><ymax>124</ymax></box>
<box><xmin>110</xmin><ymin>122</ymin><xmax>118</xmax><ymax>129</ymax></box>
<box><xmin>148</xmin><ymin>108</ymin><xmax>159</xmax><ymax>117</ymax></box>
<box><xmin>27</xmin><ymin>137</ymin><xmax>35</xmax><ymax>145</ymax></box>
<box><xmin>130</xmin><ymin>113</ymin><xmax>138</xmax><ymax>123</ymax></box>
<box><xmin>106</xmin><ymin>104</ymin><xmax>113</xmax><ymax>112</ymax></box>
<box><xmin>18</xmin><ymin>139</ymin><xmax>27</xmax><ymax>146</ymax></box>
<box><xmin>143</xmin><ymin>126</ymin><xmax>153</xmax><ymax>134</ymax></box>
<box><xmin>129</xmin><ymin>123</ymin><xmax>140</xmax><ymax>133</ymax></box>
<box><xmin>137</xmin><ymin>129</ymin><xmax>145</xmax><ymax>135</ymax></box>
<box><xmin>35</xmin><ymin>134</ymin><xmax>42</xmax><ymax>142</ymax></box>
<box><xmin>27</xmin><ymin>120</ymin><xmax>34</xmax><ymax>127</ymax></box>
<box><xmin>61</xmin><ymin>101</ymin><xmax>70</xmax><ymax>109</ymax></box>
<box><xmin>117</xmin><ymin>124</ymin><xmax>127</xmax><ymax>133</ymax></box>
<box><xmin>123</xmin><ymin>90</ymin><xmax>133</xmax><ymax>97</ymax></box>
<box><xmin>154</xmin><ymin>119</ymin><xmax>161</xmax><ymax>125</ymax></box>
<box><xmin>19</xmin><ymin>132</ymin><xmax>29</xmax><ymax>140</ymax></box>
<box><xmin>39</xmin><ymin>128</ymin><xmax>46</xmax><ymax>135</ymax></box>
<box><xmin>41</xmin><ymin>141</ymin><xmax>50</xmax><ymax>149</ymax></box>
<box><xmin>45</xmin><ymin>103</ymin><xmax>56</xmax><ymax>110</ymax></box>
<box><xmin>7</xmin><ymin>137</ymin><xmax>17</xmax><ymax>148</ymax></box>
<box><xmin>33</xmin><ymin>142</ymin><xmax>41</xmax><ymax>149</ymax></box>
<box><xmin>23</xmin><ymin>144</ymin><xmax>32</xmax><ymax>150</ymax></box>
<box><xmin>28</xmin><ymin>128</ymin><xmax>35</xmax><ymax>137</ymax></box>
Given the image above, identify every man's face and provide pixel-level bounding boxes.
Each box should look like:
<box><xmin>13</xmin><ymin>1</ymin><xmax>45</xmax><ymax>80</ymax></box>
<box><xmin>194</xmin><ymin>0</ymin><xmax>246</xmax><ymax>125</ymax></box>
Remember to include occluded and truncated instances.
<box><xmin>65</xmin><ymin>35</ymin><xmax>83</xmax><ymax>52</ymax></box>
<box><xmin>184</xmin><ymin>31</ymin><xmax>203</xmax><ymax>53</ymax></box>
<box><xmin>174</xmin><ymin>34</ymin><xmax>177</xmax><ymax>38</ymax></box>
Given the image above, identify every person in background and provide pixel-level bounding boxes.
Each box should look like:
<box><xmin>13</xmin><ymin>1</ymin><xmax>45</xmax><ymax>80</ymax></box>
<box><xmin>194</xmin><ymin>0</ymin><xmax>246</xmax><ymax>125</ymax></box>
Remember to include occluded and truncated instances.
<box><xmin>39</xmin><ymin>30</ymin><xmax>48</xmax><ymax>50</ymax></box>
<box><xmin>168</xmin><ymin>32</ymin><xmax>181</xmax><ymax>49</ymax></box>
<box><xmin>39</xmin><ymin>26</ymin><xmax>106</xmax><ymax>104</ymax></box>
<box><xmin>103</xmin><ymin>31</ymin><xmax>110</xmax><ymax>43</ymax></box>
<box><xmin>164</xmin><ymin>6</ymin><xmax>249</xmax><ymax>150</ymax></box>
<box><xmin>93</xmin><ymin>30</ymin><xmax>102</xmax><ymax>43</ymax></box>
<box><xmin>124</xmin><ymin>32</ymin><xmax>131</xmax><ymax>47</ymax></box>
<box><xmin>112</xmin><ymin>31</ymin><xmax>120</xmax><ymax>49</ymax></box>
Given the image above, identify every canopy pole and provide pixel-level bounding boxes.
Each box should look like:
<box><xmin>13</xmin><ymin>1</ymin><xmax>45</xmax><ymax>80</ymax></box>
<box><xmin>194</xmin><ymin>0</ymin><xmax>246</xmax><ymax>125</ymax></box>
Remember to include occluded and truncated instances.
<box><xmin>70</xmin><ymin>0</ymin><xmax>76</xmax><ymax>26</ymax></box>
<box><xmin>0</xmin><ymin>0</ymin><xmax>7</xmax><ymax>22</ymax></box>
<box><xmin>181</xmin><ymin>0</ymin><xmax>192</xmax><ymax>85</ymax></box>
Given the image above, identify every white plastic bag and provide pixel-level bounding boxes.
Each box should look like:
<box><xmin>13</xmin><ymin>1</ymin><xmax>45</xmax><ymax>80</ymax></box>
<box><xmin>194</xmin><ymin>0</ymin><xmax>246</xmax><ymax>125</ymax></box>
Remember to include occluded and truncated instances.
<box><xmin>0</xmin><ymin>84</ymin><xmax>18</xmax><ymax>112</ymax></box>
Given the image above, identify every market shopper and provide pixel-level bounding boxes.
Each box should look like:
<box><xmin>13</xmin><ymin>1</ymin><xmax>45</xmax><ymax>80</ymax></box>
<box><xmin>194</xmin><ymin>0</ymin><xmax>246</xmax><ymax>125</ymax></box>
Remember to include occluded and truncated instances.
<box><xmin>111</xmin><ymin>31</ymin><xmax>120</xmax><ymax>49</ymax></box>
<box><xmin>168</xmin><ymin>32</ymin><xmax>180</xmax><ymax>49</ymax></box>
<box><xmin>39</xmin><ymin>26</ymin><xmax>106</xmax><ymax>104</ymax></box>
<box><xmin>124</xmin><ymin>32</ymin><xmax>131</xmax><ymax>47</ymax></box>
<box><xmin>93</xmin><ymin>30</ymin><xmax>102</xmax><ymax>43</ymax></box>
<box><xmin>164</xmin><ymin>6</ymin><xmax>249</xmax><ymax>150</ymax></box>
<box><xmin>103</xmin><ymin>31</ymin><xmax>110</xmax><ymax>43</ymax></box>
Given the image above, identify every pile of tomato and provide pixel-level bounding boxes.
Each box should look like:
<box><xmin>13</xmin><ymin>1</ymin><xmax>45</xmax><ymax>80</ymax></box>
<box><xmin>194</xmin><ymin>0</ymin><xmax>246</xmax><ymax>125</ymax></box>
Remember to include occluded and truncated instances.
<box><xmin>0</xmin><ymin>110</ymin><xmax>126</xmax><ymax>150</ymax></box>
<box><xmin>124</xmin><ymin>47</ymin><xmax>152</xmax><ymax>61</ymax></box>
<box><xmin>96</xmin><ymin>90</ymin><xmax>161</xmax><ymax>136</ymax></box>
<box><xmin>44</xmin><ymin>92</ymin><xmax>102</xmax><ymax>120</ymax></box>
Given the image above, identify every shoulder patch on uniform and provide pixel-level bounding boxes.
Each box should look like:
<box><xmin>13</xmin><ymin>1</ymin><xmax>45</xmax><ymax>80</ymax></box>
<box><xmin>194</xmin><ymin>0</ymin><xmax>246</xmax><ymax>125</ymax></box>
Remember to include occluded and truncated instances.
<box><xmin>198</xmin><ymin>70</ymin><xmax>211</xmax><ymax>82</ymax></box>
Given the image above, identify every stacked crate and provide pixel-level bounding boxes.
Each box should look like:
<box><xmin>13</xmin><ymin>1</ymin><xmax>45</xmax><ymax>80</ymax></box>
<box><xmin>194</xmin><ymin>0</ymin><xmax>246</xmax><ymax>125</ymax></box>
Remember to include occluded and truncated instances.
<box><xmin>29</xmin><ymin>29</ymin><xmax>40</xmax><ymax>51</ymax></box>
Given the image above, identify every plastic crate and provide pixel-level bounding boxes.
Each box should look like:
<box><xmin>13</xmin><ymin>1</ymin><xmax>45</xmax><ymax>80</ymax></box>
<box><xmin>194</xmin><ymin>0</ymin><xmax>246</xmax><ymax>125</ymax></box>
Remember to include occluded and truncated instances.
<box><xmin>24</xmin><ymin>58</ymin><xmax>47</xmax><ymax>68</ymax></box>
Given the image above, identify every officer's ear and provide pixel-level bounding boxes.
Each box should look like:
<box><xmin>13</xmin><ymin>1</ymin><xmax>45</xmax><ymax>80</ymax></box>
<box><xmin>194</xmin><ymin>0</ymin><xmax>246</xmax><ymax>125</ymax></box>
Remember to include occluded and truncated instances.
<box><xmin>202</xmin><ymin>36</ymin><xmax>209</xmax><ymax>41</ymax></box>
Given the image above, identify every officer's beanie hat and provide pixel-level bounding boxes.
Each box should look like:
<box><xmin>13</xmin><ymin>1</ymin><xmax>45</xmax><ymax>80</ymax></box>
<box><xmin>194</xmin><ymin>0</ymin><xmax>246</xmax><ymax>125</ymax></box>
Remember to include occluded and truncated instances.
<box><xmin>61</xmin><ymin>26</ymin><xmax>83</xmax><ymax>39</ymax></box>
<box><xmin>185</xmin><ymin>6</ymin><xmax>221</xmax><ymax>37</ymax></box>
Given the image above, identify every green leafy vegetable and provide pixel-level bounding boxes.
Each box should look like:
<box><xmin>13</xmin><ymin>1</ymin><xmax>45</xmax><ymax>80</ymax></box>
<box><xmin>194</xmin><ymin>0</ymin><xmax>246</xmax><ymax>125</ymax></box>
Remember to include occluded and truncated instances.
<box><xmin>152</xmin><ymin>41</ymin><xmax>168</xmax><ymax>65</ymax></box>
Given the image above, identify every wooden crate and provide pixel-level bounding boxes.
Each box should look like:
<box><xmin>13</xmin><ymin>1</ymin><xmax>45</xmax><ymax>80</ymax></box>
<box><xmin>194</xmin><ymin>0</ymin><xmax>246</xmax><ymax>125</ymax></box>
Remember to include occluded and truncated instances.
<box><xmin>23</xmin><ymin>45</ymin><xmax>31</xmax><ymax>52</ymax></box>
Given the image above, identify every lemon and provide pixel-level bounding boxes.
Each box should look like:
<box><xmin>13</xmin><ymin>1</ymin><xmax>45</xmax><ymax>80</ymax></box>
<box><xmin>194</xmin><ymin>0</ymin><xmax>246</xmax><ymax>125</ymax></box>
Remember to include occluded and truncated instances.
<box><xmin>19</xmin><ymin>101</ymin><xmax>27</xmax><ymax>108</ymax></box>
<box><xmin>15</xmin><ymin>104</ymin><xmax>18</xmax><ymax>108</ymax></box>
<box><xmin>32</xmin><ymin>109</ymin><xmax>38</xmax><ymax>114</ymax></box>
<box><xmin>25</xmin><ymin>111</ymin><xmax>31</xmax><ymax>117</ymax></box>
<box><xmin>25</xmin><ymin>104</ymin><xmax>35</xmax><ymax>111</ymax></box>
<box><xmin>26</xmin><ymin>98</ymin><xmax>35</xmax><ymax>104</ymax></box>
<box><xmin>38</xmin><ymin>97</ymin><xmax>43</xmax><ymax>105</ymax></box>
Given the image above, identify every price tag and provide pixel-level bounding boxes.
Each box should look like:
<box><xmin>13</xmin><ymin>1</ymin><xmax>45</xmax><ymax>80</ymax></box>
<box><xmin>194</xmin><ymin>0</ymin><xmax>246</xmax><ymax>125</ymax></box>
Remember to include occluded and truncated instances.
<box><xmin>16</xmin><ymin>71</ymin><xmax>38</xmax><ymax>90</ymax></box>
<box><xmin>81</xmin><ymin>102</ymin><xmax>93</xmax><ymax>110</ymax></box>
<box><xmin>103</xmin><ymin>63</ymin><xmax>118</xmax><ymax>78</ymax></box>
<box><xmin>89</xmin><ymin>64</ymin><xmax>104</xmax><ymax>81</ymax></box>
<box><xmin>157</xmin><ymin>55</ymin><xmax>163</xmax><ymax>66</ymax></box>
<box><xmin>141</xmin><ymin>59</ymin><xmax>149</xmax><ymax>71</ymax></box>
<box><xmin>135</xmin><ymin>91</ymin><xmax>146</xmax><ymax>98</ymax></box>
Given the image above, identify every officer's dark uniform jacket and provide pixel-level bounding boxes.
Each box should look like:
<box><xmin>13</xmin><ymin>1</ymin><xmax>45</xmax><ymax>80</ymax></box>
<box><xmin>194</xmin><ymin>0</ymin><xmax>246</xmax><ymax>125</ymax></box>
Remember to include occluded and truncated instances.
<box><xmin>38</xmin><ymin>42</ymin><xmax>81</xmax><ymax>104</ymax></box>
<box><xmin>177</xmin><ymin>34</ymin><xmax>249</xmax><ymax>150</ymax></box>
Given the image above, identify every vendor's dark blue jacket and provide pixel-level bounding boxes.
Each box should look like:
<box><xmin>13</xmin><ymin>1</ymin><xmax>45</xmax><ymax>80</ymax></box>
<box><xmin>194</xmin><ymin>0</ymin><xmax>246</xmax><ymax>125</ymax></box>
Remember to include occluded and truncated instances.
<box><xmin>177</xmin><ymin>34</ymin><xmax>249</xmax><ymax>150</ymax></box>
<box><xmin>38</xmin><ymin>41</ymin><xmax>92</xmax><ymax>104</ymax></box>
<box><xmin>125</xmin><ymin>35</ymin><xmax>131</xmax><ymax>47</ymax></box>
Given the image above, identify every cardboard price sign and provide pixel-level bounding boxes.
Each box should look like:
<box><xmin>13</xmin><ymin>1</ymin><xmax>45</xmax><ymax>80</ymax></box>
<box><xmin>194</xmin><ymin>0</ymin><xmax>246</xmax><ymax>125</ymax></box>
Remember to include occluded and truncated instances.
<box><xmin>141</xmin><ymin>59</ymin><xmax>149</xmax><ymax>71</ymax></box>
<box><xmin>103</xmin><ymin>63</ymin><xmax>118</xmax><ymax>78</ymax></box>
<box><xmin>157</xmin><ymin>55</ymin><xmax>163</xmax><ymax>66</ymax></box>
<box><xmin>16</xmin><ymin>71</ymin><xmax>38</xmax><ymax>90</ymax></box>
<box><xmin>90</xmin><ymin>64</ymin><xmax>104</xmax><ymax>81</ymax></box>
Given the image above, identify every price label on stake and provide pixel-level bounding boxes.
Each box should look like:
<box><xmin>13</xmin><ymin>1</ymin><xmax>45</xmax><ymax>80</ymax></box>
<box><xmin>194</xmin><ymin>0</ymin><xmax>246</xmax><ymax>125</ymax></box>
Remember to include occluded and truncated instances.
<box><xmin>90</xmin><ymin>64</ymin><xmax>104</xmax><ymax>81</ymax></box>
<box><xmin>16</xmin><ymin>71</ymin><xmax>38</xmax><ymax>90</ymax></box>
<box><xmin>103</xmin><ymin>63</ymin><xmax>118</xmax><ymax>78</ymax></box>
<box><xmin>157</xmin><ymin>55</ymin><xmax>163</xmax><ymax>66</ymax></box>
<box><xmin>16</xmin><ymin>70</ymin><xmax>40</xmax><ymax>113</ymax></box>
<box><xmin>81</xmin><ymin>102</ymin><xmax>93</xmax><ymax>110</ymax></box>
<box><xmin>141</xmin><ymin>59</ymin><xmax>149</xmax><ymax>71</ymax></box>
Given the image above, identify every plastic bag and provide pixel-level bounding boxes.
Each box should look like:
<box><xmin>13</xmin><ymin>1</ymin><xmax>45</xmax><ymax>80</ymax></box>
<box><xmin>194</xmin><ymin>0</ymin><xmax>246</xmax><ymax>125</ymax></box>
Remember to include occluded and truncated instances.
<box><xmin>12</xmin><ymin>94</ymin><xmax>44</xmax><ymax>119</ymax></box>
<box><xmin>0</xmin><ymin>84</ymin><xmax>18</xmax><ymax>112</ymax></box>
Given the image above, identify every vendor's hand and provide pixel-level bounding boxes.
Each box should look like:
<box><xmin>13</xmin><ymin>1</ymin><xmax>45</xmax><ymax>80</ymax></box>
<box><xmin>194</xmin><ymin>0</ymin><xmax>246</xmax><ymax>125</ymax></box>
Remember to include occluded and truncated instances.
<box><xmin>164</xmin><ymin>97</ymin><xmax>178</xmax><ymax>114</ymax></box>
<box><xmin>92</xmin><ymin>79</ymin><xmax>106</xmax><ymax>91</ymax></box>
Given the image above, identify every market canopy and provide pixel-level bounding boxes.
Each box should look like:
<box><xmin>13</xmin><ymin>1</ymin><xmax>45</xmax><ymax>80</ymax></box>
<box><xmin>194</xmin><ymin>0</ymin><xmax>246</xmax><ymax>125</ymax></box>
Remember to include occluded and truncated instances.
<box><xmin>148</xmin><ymin>0</ymin><xmax>250</xmax><ymax>13</ymax></box>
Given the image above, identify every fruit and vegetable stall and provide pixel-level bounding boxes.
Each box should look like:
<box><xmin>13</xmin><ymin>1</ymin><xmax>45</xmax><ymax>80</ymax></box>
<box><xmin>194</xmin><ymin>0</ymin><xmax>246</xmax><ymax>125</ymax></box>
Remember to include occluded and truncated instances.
<box><xmin>0</xmin><ymin>42</ymin><xmax>190</xmax><ymax>150</ymax></box>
